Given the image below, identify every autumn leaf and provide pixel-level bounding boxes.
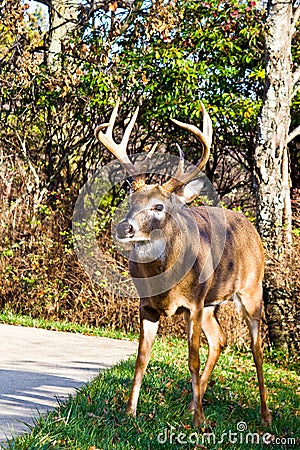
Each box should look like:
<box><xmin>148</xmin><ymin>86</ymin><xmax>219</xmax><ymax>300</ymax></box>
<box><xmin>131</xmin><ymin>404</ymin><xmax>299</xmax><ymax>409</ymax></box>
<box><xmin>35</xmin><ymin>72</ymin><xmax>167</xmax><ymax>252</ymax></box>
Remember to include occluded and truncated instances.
<box><xmin>109</xmin><ymin>2</ymin><xmax>118</xmax><ymax>12</ymax></box>
<box><xmin>141</xmin><ymin>72</ymin><xmax>148</xmax><ymax>84</ymax></box>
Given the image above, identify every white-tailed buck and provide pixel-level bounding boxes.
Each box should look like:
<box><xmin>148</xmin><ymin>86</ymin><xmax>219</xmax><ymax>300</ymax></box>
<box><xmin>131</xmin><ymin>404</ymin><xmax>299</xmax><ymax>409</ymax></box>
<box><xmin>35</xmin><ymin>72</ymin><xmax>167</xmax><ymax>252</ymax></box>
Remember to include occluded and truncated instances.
<box><xmin>95</xmin><ymin>100</ymin><xmax>272</xmax><ymax>427</ymax></box>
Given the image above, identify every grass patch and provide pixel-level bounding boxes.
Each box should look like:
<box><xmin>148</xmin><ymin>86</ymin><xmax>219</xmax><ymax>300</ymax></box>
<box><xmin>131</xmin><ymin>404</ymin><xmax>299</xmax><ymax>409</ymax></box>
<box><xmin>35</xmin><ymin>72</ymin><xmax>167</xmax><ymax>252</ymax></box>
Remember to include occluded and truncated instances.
<box><xmin>2</xmin><ymin>332</ymin><xmax>299</xmax><ymax>450</ymax></box>
<box><xmin>0</xmin><ymin>309</ymin><xmax>138</xmax><ymax>341</ymax></box>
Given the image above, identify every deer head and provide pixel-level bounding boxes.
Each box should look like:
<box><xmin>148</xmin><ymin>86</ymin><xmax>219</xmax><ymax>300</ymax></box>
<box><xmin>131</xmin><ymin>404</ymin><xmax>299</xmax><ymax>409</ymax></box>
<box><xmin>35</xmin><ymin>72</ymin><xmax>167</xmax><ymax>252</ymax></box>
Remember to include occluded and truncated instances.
<box><xmin>95</xmin><ymin>100</ymin><xmax>212</xmax><ymax>254</ymax></box>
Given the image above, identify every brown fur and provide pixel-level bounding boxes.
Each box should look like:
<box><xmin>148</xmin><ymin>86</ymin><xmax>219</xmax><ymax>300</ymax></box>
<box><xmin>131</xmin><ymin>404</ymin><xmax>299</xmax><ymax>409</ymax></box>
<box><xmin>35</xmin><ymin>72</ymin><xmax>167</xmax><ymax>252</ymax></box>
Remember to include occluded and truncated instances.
<box><xmin>95</xmin><ymin>102</ymin><xmax>271</xmax><ymax>427</ymax></box>
<box><xmin>122</xmin><ymin>185</ymin><xmax>272</xmax><ymax>427</ymax></box>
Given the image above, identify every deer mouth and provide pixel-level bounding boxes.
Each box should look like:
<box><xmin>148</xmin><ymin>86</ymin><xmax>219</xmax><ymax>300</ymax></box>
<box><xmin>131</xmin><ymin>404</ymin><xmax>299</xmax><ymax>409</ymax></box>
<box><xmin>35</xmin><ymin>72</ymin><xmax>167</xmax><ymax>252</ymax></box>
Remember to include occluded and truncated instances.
<box><xmin>119</xmin><ymin>236</ymin><xmax>151</xmax><ymax>244</ymax></box>
<box><xmin>116</xmin><ymin>220</ymin><xmax>152</xmax><ymax>244</ymax></box>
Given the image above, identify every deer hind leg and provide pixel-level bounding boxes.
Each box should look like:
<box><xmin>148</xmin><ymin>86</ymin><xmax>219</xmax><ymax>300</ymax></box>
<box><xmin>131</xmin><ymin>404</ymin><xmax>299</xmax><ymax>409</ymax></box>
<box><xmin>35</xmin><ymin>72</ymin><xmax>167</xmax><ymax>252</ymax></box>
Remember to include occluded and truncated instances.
<box><xmin>187</xmin><ymin>306</ymin><xmax>226</xmax><ymax>413</ymax></box>
<box><xmin>237</xmin><ymin>288</ymin><xmax>272</xmax><ymax>426</ymax></box>
<box><xmin>126</xmin><ymin>305</ymin><xmax>160</xmax><ymax>417</ymax></box>
<box><xmin>185</xmin><ymin>309</ymin><xmax>205</xmax><ymax>427</ymax></box>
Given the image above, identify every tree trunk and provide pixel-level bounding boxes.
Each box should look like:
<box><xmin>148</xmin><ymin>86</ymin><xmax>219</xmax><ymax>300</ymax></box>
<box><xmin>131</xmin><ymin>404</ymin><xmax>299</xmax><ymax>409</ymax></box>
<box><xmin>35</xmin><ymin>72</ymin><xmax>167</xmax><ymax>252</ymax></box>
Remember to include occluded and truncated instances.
<box><xmin>254</xmin><ymin>0</ymin><xmax>293</xmax><ymax>255</ymax></box>
<box><xmin>254</xmin><ymin>1</ymin><xmax>300</xmax><ymax>353</ymax></box>
<box><xmin>48</xmin><ymin>0</ymin><xmax>78</xmax><ymax>69</ymax></box>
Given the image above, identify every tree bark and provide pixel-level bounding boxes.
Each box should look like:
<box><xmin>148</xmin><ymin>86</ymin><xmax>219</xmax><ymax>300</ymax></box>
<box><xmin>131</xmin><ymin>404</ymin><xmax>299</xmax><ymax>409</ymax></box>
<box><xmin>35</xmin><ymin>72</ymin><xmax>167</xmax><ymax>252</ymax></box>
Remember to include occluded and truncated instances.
<box><xmin>253</xmin><ymin>1</ymin><xmax>300</xmax><ymax>352</ymax></box>
<box><xmin>254</xmin><ymin>0</ymin><xmax>293</xmax><ymax>255</ymax></box>
<box><xmin>48</xmin><ymin>0</ymin><xmax>78</xmax><ymax>69</ymax></box>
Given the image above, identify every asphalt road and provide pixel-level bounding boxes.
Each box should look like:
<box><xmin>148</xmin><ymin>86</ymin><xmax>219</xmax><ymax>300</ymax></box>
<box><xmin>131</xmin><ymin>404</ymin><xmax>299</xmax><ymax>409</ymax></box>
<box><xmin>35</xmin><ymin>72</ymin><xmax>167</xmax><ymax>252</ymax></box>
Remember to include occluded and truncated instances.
<box><xmin>0</xmin><ymin>324</ymin><xmax>138</xmax><ymax>443</ymax></box>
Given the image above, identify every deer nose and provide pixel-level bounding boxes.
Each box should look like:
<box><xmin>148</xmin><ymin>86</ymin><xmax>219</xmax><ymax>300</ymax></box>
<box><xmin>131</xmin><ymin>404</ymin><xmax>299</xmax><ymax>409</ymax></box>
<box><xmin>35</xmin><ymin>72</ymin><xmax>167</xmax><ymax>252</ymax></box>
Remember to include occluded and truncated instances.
<box><xmin>116</xmin><ymin>221</ymin><xmax>134</xmax><ymax>239</ymax></box>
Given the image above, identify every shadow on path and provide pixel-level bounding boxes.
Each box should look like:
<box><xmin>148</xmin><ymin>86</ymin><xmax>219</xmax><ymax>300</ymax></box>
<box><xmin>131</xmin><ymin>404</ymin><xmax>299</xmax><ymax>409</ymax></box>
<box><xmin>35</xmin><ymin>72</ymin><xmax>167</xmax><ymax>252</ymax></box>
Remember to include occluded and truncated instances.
<box><xmin>0</xmin><ymin>324</ymin><xmax>138</xmax><ymax>442</ymax></box>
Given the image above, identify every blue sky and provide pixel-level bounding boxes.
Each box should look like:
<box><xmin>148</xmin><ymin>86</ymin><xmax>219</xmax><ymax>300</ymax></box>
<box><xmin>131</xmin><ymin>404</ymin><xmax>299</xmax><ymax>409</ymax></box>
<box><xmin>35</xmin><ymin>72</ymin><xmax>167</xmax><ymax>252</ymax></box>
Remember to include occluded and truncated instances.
<box><xmin>26</xmin><ymin>0</ymin><xmax>49</xmax><ymax>29</ymax></box>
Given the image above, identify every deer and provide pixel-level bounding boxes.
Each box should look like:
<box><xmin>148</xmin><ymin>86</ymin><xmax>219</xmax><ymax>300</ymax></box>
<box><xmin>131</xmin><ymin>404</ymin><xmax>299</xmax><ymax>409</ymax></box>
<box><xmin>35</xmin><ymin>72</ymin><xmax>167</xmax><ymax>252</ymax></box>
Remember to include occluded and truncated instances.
<box><xmin>94</xmin><ymin>99</ymin><xmax>272</xmax><ymax>427</ymax></box>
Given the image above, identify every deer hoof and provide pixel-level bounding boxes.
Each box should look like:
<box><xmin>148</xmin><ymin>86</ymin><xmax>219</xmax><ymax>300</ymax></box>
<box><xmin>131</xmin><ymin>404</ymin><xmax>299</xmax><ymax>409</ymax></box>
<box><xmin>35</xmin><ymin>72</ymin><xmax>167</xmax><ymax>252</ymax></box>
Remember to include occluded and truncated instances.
<box><xmin>193</xmin><ymin>411</ymin><xmax>206</xmax><ymax>428</ymax></box>
<box><xmin>125</xmin><ymin>405</ymin><xmax>136</xmax><ymax>417</ymax></box>
<box><xmin>261</xmin><ymin>409</ymin><xmax>272</xmax><ymax>426</ymax></box>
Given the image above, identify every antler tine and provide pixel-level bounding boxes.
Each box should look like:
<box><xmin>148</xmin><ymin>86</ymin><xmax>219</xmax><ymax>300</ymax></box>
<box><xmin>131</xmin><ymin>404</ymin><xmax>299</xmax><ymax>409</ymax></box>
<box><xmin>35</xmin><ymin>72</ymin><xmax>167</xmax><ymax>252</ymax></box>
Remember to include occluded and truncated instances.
<box><xmin>131</xmin><ymin>142</ymin><xmax>159</xmax><ymax>191</ymax></box>
<box><xmin>94</xmin><ymin>100</ymin><xmax>138</xmax><ymax>177</ymax></box>
<box><xmin>95</xmin><ymin>98</ymin><xmax>120</xmax><ymax>139</ymax></box>
<box><xmin>106</xmin><ymin>98</ymin><xmax>120</xmax><ymax>139</ymax></box>
<box><xmin>172</xmin><ymin>143</ymin><xmax>185</xmax><ymax>178</ymax></box>
<box><xmin>162</xmin><ymin>102</ymin><xmax>212</xmax><ymax>192</ymax></box>
<box><xmin>122</xmin><ymin>106</ymin><xmax>139</xmax><ymax>149</ymax></box>
<box><xmin>147</xmin><ymin>142</ymin><xmax>158</xmax><ymax>159</ymax></box>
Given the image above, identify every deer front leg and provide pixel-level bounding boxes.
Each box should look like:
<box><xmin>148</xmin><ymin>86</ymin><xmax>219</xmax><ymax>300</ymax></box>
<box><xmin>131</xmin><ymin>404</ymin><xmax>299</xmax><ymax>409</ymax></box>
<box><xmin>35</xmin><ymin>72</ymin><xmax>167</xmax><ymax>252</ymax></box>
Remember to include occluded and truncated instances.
<box><xmin>186</xmin><ymin>309</ymin><xmax>204</xmax><ymax>427</ymax></box>
<box><xmin>126</xmin><ymin>305</ymin><xmax>160</xmax><ymax>417</ymax></box>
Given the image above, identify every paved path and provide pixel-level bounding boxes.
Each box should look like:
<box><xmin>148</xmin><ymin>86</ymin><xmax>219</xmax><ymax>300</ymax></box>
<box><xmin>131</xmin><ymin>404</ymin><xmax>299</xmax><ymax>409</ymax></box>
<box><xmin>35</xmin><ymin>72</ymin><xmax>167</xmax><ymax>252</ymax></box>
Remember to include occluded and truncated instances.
<box><xmin>0</xmin><ymin>324</ymin><xmax>138</xmax><ymax>443</ymax></box>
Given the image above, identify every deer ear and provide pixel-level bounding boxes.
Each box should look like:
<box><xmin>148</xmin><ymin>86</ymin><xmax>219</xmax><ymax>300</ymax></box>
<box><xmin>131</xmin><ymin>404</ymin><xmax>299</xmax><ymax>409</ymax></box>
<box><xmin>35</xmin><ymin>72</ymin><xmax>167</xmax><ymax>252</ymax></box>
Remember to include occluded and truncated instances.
<box><xmin>176</xmin><ymin>178</ymin><xmax>205</xmax><ymax>204</ymax></box>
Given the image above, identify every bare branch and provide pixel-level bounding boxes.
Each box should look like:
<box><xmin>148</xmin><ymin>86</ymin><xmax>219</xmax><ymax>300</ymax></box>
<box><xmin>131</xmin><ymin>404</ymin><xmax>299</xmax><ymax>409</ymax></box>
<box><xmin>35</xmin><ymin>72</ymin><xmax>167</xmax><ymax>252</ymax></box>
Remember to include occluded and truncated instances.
<box><xmin>16</xmin><ymin>132</ymin><xmax>40</xmax><ymax>188</ymax></box>
<box><xmin>291</xmin><ymin>84</ymin><xmax>300</xmax><ymax>99</ymax></box>
<box><xmin>287</xmin><ymin>125</ymin><xmax>300</xmax><ymax>143</ymax></box>
<box><xmin>32</xmin><ymin>0</ymin><xmax>50</xmax><ymax>6</ymax></box>
<box><xmin>290</xmin><ymin>67</ymin><xmax>300</xmax><ymax>98</ymax></box>
<box><xmin>292</xmin><ymin>66</ymin><xmax>300</xmax><ymax>86</ymax></box>
<box><xmin>292</xmin><ymin>4</ymin><xmax>300</xmax><ymax>33</ymax></box>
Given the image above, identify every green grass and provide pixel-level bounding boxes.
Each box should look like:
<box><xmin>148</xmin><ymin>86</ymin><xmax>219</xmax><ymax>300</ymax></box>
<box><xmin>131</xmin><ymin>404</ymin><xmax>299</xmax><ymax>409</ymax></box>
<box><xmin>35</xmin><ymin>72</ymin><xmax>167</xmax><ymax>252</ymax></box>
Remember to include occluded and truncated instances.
<box><xmin>1</xmin><ymin>313</ymin><xmax>299</xmax><ymax>450</ymax></box>
<box><xmin>0</xmin><ymin>310</ymin><xmax>137</xmax><ymax>341</ymax></box>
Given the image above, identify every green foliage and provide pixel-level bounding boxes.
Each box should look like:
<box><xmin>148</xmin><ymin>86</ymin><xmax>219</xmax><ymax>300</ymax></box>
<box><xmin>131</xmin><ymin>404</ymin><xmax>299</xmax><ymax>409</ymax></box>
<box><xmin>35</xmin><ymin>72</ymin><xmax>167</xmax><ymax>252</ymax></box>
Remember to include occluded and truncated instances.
<box><xmin>103</xmin><ymin>0</ymin><xmax>265</xmax><ymax>139</ymax></box>
<box><xmin>1</xmin><ymin>0</ymin><xmax>298</xmax><ymax>205</ymax></box>
<box><xmin>0</xmin><ymin>0</ymin><xmax>299</xmax><ymax>356</ymax></box>
<box><xmin>0</xmin><ymin>310</ymin><xmax>137</xmax><ymax>341</ymax></box>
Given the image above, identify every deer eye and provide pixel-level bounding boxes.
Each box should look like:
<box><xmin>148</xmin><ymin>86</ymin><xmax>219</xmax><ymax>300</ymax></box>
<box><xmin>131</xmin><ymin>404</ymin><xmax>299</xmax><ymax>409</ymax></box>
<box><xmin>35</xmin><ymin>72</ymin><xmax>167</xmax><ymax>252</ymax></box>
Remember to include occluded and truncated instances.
<box><xmin>153</xmin><ymin>204</ymin><xmax>164</xmax><ymax>211</ymax></box>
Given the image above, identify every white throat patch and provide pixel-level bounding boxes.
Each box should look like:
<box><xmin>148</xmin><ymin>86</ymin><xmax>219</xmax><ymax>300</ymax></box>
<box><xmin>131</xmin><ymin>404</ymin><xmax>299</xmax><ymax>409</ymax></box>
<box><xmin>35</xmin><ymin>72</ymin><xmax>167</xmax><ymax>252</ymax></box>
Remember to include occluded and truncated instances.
<box><xmin>133</xmin><ymin>237</ymin><xmax>166</xmax><ymax>263</ymax></box>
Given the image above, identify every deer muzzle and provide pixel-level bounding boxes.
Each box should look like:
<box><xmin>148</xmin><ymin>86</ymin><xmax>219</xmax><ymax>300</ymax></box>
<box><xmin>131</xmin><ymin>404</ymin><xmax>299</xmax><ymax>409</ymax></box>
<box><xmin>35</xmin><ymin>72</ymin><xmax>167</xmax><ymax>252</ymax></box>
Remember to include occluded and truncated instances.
<box><xmin>116</xmin><ymin>221</ymin><xmax>135</xmax><ymax>240</ymax></box>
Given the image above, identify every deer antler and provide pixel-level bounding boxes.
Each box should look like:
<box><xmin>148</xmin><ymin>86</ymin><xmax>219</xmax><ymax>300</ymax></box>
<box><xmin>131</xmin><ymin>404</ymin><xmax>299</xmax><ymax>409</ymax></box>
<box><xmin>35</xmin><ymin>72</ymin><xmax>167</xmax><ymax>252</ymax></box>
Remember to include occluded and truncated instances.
<box><xmin>94</xmin><ymin>99</ymin><xmax>139</xmax><ymax>178</ymax></box>
<box><xmin>162</xmin><ymin>102</ymin><xmax>212</xmax><ymax>192</ymax></box>
<box><xmin>95</xmin><ymin>100</ymin><xmax>212</xmax><ymax>193</ymax></box>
